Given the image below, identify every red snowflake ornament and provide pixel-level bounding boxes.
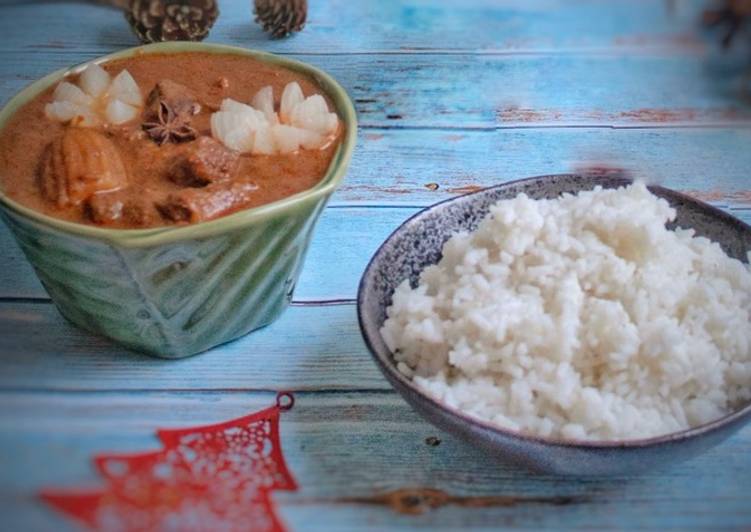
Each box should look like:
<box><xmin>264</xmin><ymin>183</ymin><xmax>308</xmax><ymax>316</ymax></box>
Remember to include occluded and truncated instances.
<box><xmin>40</xmin><ymin>393</ymin><xmax>297</xmax><ymax>532</ymax></box>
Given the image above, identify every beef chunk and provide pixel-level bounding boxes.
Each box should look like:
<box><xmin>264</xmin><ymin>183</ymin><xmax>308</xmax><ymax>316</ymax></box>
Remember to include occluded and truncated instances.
<box><xmin>156</xmin><ymin>181</ymin><xmax>258</xmax><ymax>223</ymax></box>
<box><xmin>85</xmin><ymin>191</ymin><xmax>155</xmax><ymax>227</ymax></box>
<box><xmin>144</xmin><ymin>79</ymin><xmax>201</xmax><ymax>122</ymax></box>
<box><xmin>169</xmin><ymin>136</ymin><xmax>239</xmax><ymax>187</ymax></box>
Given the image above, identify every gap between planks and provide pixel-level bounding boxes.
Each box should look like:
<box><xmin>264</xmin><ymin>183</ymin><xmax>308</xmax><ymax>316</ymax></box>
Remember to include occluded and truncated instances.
<box><xmin>0</xmin><ymin>388</ymin><xmax>390</xmax><ymax>395</ymax></box>
<box><xmin>0</xmin><ymin>296</ymin><xmax>357</xmax><ymax>306</ymax></box>
<box><xmin>7</xmin><ymin>47</ymin><xmax>717</xmax><ymax>57</ymax></box>
<box><xmin>357</xmin><ymin>123</ymin><xmax>751</xmax><ymax>132</ymax></box>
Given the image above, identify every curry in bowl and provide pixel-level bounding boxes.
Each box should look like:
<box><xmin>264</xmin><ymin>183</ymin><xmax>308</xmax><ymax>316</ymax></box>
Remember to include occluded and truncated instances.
<box><xmin>0</xmin><ymin>43</ymin><xmax>355</xmax><ymax>358</ymax></box>
<box><xmin>0</xmin><ymin>52</ymin><xmax>342</xmax><ymax>228</ymax></box>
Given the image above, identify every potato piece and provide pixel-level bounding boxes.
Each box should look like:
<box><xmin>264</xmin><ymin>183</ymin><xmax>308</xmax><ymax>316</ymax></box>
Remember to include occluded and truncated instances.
<box><xmin>38</xmin><ymin>128</ymin><xmax>127</xmax><ymax>207</ymax></box>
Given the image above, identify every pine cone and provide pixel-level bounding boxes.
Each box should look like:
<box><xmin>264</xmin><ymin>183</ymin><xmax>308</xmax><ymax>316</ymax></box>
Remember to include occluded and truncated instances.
<box><xmin>126</xmin><ymin>0</ymin><xmax>219</xmax><ymax>43</ymax></box>
<box><xmin>254</xmin><ymin>0</ymin><xmax>307</xmax><ymax>39</ymax></box>
<box><xmin>703</xmin><ymin>0</ymin><xmax>751</xmax><ymax>47</ymax></box>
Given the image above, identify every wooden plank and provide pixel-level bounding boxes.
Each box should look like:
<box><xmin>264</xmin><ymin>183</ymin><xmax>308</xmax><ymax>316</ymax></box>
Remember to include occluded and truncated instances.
<box><xmin>0</xmin><ymin>0</ymin><xmax>717</xmax><ymax>55</ymax></box>
<box><xmin>2</xmin><ymin>50</ymin><xmax>750</xmax><ymax>128</ymax></box>
<box><xmin>333</xmin><ymin>128</ymin><xmax>751</xmax><ymax>206</ymax></box>
<box><xmin>0</xmin><ymin>391</ymin><xmax>749</xmax><ymax>530</ymax></box>
<box><xmin>0</xmin><ymin>301</ymin><xmax>387</xmax><ymax>392</ymax></box>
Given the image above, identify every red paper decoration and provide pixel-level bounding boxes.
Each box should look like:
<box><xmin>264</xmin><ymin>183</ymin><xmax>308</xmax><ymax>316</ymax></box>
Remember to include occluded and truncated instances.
<box><xmin>40</xmin><ymin>393</ymin><xmax>297</xmax><ymax>532</ymax></box>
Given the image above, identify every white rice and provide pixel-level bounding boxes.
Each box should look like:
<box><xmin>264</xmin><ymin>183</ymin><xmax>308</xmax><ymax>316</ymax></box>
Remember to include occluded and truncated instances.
<box><xmin>380</xmin><ymin>183</ymin><xmax>751</xmax><ymax>441</ymax></box>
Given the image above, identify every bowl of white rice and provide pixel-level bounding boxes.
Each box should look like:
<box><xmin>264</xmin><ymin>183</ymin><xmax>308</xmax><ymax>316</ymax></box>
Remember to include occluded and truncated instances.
<box><xmin>357</xmin><ymin>175</ymin><xmax>751</xmax><ymax>475</ymax></box>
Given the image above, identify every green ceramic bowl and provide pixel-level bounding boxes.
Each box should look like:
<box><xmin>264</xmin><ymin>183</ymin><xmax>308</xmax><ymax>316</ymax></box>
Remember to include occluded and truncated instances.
<box><xmin>0</xmin><ymin>42</ymin><xmax>357</xmax><ymax>358</ymax></box>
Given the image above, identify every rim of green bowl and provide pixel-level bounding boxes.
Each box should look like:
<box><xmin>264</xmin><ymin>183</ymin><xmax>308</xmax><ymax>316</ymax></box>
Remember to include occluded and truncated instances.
<box><xmin>0</xmin><ymin>42</ymin><xmax>358</xmax><ymax>248</ymax></box>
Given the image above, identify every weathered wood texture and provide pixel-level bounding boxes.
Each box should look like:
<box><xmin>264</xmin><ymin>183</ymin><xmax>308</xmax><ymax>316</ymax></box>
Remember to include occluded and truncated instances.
<box><xmin>1</xmin><ymin>392</ymin><xmax>750</xmax><ymax>531</ymax></box>
<box><xmin>0</xmin><ymin>302</ymin><xmax>384</xmax><ymax>392</ymax></box>
<box><xmin>1</xmin><ymin>0</ymin><xmax>750</xmax><ymax>530</ymax></box>
<box><xmin>1</xmin><ymin>2</ymin><xmax>751</xmax><ymax>129</ymax></box>
<box><xmin>0</xmin><ymin>0</ymin><xmax>724</xmax><ymax>54</ymax></box>
<box><xmin>4</xmin><ymin>51</ymin><xmax>751</xmax><ymax>128</ymax></box>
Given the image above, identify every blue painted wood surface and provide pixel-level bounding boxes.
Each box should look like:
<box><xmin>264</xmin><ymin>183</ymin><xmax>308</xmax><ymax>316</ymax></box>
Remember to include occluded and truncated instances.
<box><xmin>0</xmin><ymin>1</ymin><xmax>750</xmax><ymax>530</ymax></box>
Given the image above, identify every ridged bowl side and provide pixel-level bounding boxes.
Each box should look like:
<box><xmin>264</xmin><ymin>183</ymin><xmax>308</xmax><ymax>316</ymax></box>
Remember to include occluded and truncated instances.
<box><xmin>1</xmin><ymin>197</ymin><xmax>326</xmax><ymax>358</ymax></box>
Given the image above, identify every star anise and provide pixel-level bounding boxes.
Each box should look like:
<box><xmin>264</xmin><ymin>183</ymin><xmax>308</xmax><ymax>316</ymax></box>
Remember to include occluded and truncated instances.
<box><xmin>142</xmin><ymin>101</ymin><xmax>198</xmax><ymax>145</ymax></box>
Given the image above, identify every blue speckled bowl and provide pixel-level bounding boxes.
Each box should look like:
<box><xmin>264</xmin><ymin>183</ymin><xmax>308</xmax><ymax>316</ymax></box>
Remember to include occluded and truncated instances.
<box><xmin>0</xmin><ymin>42</ymin><xmax>357</xmax><ymax>359</ymax></box>
<box><xmin>357</xmin><ymin>174</ymin><xmax>751</xmax><ymax>475</ymax></box>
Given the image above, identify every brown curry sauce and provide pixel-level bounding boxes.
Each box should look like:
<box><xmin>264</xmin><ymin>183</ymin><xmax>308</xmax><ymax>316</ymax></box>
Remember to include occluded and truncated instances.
<box><xmin>0</xmin><ymin>52</ymin><xmax>342</xmax><ymax>228</ymax></box>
